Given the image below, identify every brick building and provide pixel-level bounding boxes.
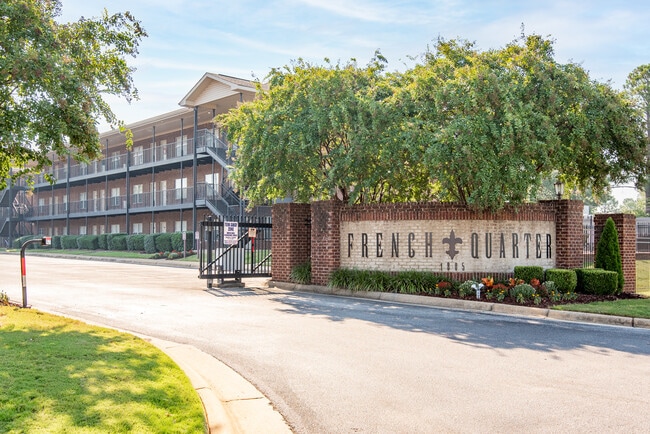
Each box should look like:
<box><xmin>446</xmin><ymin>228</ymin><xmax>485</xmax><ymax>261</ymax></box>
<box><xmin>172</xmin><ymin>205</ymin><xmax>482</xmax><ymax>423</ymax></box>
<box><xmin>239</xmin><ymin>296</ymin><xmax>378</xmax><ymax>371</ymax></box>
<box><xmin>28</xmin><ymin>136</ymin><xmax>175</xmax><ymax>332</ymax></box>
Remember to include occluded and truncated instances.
<box><xmin>0</xmin><ymin>73</ymin><xmax>267</xmax><ymax>244</ymax></box>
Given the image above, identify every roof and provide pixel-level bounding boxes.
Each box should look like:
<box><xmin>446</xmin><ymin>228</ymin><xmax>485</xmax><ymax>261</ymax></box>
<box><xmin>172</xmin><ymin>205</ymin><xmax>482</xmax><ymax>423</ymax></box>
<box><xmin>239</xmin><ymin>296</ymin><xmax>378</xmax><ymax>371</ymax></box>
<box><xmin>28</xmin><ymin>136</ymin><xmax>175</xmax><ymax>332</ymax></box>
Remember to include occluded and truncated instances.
<box><xmin>178</xmin><ymin>72</ymin><xmax>258</xmax><ymax>107</ymax></box>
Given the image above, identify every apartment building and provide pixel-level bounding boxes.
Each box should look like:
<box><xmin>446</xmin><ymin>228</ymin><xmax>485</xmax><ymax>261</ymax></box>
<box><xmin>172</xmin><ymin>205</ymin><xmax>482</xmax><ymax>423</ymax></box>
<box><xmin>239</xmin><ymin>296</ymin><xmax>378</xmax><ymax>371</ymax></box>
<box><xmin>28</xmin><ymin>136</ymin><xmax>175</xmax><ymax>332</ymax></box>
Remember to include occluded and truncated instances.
<box><xmin>1</xmin><ymin>73</ymin><xmax>266</xmax><ymax>245</ymax></box>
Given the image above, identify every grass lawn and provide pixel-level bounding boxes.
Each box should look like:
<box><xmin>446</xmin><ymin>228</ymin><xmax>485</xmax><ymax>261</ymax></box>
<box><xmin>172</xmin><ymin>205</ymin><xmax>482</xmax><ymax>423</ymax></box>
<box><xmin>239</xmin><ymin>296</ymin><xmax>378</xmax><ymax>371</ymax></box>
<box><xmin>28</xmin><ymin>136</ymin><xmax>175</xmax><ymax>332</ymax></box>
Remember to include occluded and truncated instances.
<box><xmin>0</xmin><ymin>306</ymin><xmax>206</xmax><ymax>433</ymax></box>
<box><xmin>636</xmin><ymin>259</ymin><xmax>650</xmax><ymax>296</ymax></box>
<box><xmin>552</xmin><ymin>298</ymin><xmax>650</xmax><ymax>318</ymax></box>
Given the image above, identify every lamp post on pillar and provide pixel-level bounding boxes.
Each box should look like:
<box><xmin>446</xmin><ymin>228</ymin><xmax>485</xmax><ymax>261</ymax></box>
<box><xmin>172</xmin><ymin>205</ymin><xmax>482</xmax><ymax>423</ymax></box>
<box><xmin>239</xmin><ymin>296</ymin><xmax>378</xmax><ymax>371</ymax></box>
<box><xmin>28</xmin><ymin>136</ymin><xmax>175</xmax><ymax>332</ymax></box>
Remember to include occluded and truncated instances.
<box><xmin>554</xmin><ymin>181</ymin><xmax>565</xmax><ymax>200</ymax></box>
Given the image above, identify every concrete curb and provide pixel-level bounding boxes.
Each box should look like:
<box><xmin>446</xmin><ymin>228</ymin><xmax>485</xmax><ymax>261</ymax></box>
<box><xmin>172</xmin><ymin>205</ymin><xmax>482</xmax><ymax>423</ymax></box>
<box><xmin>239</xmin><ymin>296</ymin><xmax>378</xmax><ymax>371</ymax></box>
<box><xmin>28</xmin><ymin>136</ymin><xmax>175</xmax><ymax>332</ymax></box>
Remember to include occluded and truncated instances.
<box><xmin>269</xmin><ymin>281</ymin><xmax>650</xmax><ymax>329</ymax></box>
<box><xmin>144</xmin><ymin>337</ymin><xmax>292</xmax><ymax>434</ymax></box>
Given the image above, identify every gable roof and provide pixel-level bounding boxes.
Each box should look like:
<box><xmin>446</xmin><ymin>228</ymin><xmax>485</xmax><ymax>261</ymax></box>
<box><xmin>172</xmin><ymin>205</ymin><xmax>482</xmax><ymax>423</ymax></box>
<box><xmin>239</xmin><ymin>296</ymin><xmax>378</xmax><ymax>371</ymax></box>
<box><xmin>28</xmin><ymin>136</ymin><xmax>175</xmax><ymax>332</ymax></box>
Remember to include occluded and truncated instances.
<box><xmin>178</xmin><ymin>72</ymin><xmax>258</xmax><ymax>107</ymax></box>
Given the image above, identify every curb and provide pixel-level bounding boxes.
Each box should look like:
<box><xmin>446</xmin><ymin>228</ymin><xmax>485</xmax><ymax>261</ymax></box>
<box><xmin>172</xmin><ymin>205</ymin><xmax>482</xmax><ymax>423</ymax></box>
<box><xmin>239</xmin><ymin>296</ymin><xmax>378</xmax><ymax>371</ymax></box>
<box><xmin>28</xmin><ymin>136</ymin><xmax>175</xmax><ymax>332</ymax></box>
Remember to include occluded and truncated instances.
<box><xmin>268</xmin><ymin>281</ymin><xmax>650</xmax><ymax>329</ymax></box>
<box><xmin>139</xmin><ymin>337</ymin><xmax>292</xmax><ymax>434</ymax></box>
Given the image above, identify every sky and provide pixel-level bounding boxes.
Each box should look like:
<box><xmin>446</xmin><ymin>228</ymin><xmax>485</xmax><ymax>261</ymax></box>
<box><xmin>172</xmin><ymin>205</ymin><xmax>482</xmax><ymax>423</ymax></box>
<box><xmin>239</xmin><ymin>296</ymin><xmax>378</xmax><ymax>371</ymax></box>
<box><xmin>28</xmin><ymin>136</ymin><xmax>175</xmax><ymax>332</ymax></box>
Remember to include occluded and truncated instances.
<box><xmin>58</xmin><ymin>0</ymin><xmax>650</xmax><ymax>201</ymax></box>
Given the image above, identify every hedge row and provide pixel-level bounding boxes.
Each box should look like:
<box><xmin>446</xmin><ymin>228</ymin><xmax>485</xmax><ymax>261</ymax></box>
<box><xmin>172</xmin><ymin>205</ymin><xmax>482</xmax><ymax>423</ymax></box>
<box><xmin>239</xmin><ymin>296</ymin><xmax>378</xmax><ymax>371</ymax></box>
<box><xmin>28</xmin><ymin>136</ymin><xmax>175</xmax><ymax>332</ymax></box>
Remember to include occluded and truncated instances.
<box><xmin>515</xmin><ymin>265</ymin><xmax>619</xmax><ymax>295</ymax></box>
<box><xmin>38</xmin><ymin>232</ymin><xmax>195</xmax><ymax>252</ymax></box>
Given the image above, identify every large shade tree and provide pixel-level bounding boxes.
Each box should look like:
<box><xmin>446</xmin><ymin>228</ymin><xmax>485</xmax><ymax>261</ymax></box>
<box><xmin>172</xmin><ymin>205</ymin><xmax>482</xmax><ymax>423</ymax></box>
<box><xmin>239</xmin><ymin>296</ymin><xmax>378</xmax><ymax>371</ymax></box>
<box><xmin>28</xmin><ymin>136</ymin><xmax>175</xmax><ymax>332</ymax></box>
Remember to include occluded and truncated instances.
<box><xmin>219</xmin><ymin>34</ymin><xmax>648</xmax><ymax>211</ymax></box>
<box><xmin>624</xmin><ymin>63</ymin><xmax>650</xmax><ymax>212</ymax></box>
<box><xmin>0</xmin><ymin>0</ymin><xmax>146</xmax><ymax>189</ymax></box>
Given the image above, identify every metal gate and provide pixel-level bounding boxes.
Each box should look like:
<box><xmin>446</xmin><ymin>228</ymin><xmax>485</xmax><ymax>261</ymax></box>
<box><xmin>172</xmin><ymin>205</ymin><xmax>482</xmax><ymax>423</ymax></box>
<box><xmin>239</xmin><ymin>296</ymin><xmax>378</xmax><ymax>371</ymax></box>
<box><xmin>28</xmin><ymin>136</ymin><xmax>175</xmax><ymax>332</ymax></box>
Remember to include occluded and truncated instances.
<box><xmin>198</xmin><ymin>215</ymin><xmax>272</xmax><ymax>288</ymax></box>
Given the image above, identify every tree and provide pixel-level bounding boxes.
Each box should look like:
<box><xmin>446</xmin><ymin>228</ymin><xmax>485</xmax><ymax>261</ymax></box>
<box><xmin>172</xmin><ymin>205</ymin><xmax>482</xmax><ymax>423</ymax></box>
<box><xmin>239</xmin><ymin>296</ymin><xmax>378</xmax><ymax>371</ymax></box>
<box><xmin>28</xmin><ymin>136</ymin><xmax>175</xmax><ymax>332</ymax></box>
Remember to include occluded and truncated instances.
<box><xmin>624</xmin><ymin>64</ymin><xmax>650</xmax><ymax>213</ymax></box>
<box><xmin>396</xmin><ymin>34</ymin><xmax>648</xmax><ymax>209</ymax></box>
<box><xmin>619</xmin><ymin>197</ymin><xmax>648</xmax><ymax>217</ymax></box>
<box><xmin>0</xmin><ymin>0</ymin><xmax>147</xmax><ymax>189</ymax></box>
<box><xmin>220</xmin><ymin>34</ymin><xmax>648</xmax><ymax>210</ymax></box>
<box><xmin>218</xmin><ymin>55</ymin><xmax>432</xmax><ymax>206</ymax></box>
<box><xmin>594</xmin><ymin>217</ymin><xmax>624</xmax><ymax>293</ymax></box>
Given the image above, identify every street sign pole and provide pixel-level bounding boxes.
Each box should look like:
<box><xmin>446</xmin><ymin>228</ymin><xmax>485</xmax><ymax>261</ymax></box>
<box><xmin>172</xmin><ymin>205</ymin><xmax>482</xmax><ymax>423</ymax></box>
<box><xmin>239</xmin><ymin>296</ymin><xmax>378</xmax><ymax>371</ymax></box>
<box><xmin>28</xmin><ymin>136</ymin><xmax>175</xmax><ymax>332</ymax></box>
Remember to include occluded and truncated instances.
<box><xmin>20</xmin><ymin>237</ymin><xmax>51</xmax><ymax>308</ymax></box>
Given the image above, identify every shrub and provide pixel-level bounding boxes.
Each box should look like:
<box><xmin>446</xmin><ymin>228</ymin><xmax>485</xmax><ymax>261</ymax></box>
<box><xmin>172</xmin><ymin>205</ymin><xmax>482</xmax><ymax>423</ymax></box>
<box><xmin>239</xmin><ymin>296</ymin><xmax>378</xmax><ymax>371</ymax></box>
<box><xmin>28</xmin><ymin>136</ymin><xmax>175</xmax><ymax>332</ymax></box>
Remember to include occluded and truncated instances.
<box><xmin>12</xmin><ymin>235</ymin><xmax>39</xmax><ymax>249</ymax></box>
<box><xmin>167</xmin><ymin>252</ymin><xmax>182</xmax><ymax>260</ymax></box>
<box><xmin>171</xmin><ymin>231</ymin><xmax>194</xmax><ymax>252</ymax></box>
<box><xmin>127</xmin><ymin>234</ymin><xmax>146</xmax><ymax>251</ymax></box>
<box><xmin>513</xmin><ymin>266</ymin><xmax>544</xmax><ymax>284</ymax></box>
<box><xmin>579</xmin><ymin>269</ymin><xmax>619</xmax><ymax>295</ymax></box>
<box><xmin>290</xmin><ymin>262</ymin><xmax>311</xmax><ymax>284</ymax></box>
<box><xmin>61</xmin><ymin>235</ymin><xmax>79</xmax><ymax>249</ymax></box>
<box><xmin>108</xmin><ymin>235</ymin><xmax>128</xmax><ymax>251</ymax></box>
<box><xmin>544</xmin><ymin>269</ymin><xmax>577</xmax><ymax>292</ymax></box>
<box><xmin>98</xmin><ymin>234</ymin><xmax>109</xmax><ymax>250</ymax></box>
<box><xmin>52</xmin><ymin>235</ymin><xmax>62</xmax><ymax>249</ymax></box>
<box><xmin>458</xmin><ymin>280</ymin><xmax>479</xmax><ymax>297</ymax></box>
<box><xmin>328</xmin><ymin>268</ymin><xmax>443</xmax><ymax>294</ymax></box>
<box><xmin>510</xmin><ymin>283</ymin><xmax>536</xmax><ymax>304</ymax></box>
<box><xmin>155</xmin><ymin>233</ymin><xmax>172</xmax><ymax>252</ymax></box>
<box><xmin>594</xmin><ymin>217</ymin><xmax>624</xmax><ymax>293</ymax></box>
<box><xmin>144</xmin><ymin>234</ymin><xmax>158</xmax><ymax>254</ymax></box>
<box><xmin>77</xmin><ymin>235</ymin><xmax>99</xmax><ymax>250</ymax></box>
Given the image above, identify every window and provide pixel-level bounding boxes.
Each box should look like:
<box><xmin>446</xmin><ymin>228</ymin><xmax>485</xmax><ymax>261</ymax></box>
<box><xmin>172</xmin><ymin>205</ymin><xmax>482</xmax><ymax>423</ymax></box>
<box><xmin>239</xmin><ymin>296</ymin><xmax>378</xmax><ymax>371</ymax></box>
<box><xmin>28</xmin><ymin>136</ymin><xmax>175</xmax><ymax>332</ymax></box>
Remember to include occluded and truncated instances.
<box><xmin>63</xmin><ymin>196</ymin><xmax>68</xmax><ymax>212</ymax></box>
<box><xmin>132</xmin><ymin>146</ymin><xmax>144</xmax><ymax>165</ymax></box>
<box><xmin>132</xmin><ymin>184</ymin><xmax>143</xmax><ymax>204</ymax></box>
<box><xmin>174</xmin><ymin>221</ymin><xmax>187</xmax><ymax>232</ymax></box>
<box><xmin>111</xmin><ymin>224</ymin><xmax>120</xmax><ymax>234</ymax></box>
<box><xmin>150</xmin><ymin>222</ymin><xmax>156</xmax><ymax>233</ymax></box>
<box><xmin>111</xmin><ymin>187</ymin><xmax>121</xmax><ymax>208</ymax></box>
<box><xmin>92</xmin><ymin>225</ymin><xmax>98</xmax><ymax>235</ymax></box>
<box><xmin>110</xmin><ymin>151</ymin><xmax>121</xmax><ymax>170</ymax></box>
<box><xmin>175</xmin><ymin>178</ymin><xmax>187</xmax><ymax>201</ymax></box>
<box><xmin>132</xmin><ymin>223</ymin><xmax>143</xmax><ymax>234</ymax></box>
<box><xmin>175</xmin><ymin>135</ymin><xmax>187</xmax><ymax>157</ymax></box>
<box><xmin>160</xmin><ymin>139</ymin><xmax>168</xmax><ymax>160</ymax></box>
<box><xmin>79</xmin><ymin>192</ymin><xmax>87</xmax><ymax>210</ymax></box>
<box><xmin>79</xmin><ymin>226</ymin><xmax>87</xmax><ymax>235</ymax></box>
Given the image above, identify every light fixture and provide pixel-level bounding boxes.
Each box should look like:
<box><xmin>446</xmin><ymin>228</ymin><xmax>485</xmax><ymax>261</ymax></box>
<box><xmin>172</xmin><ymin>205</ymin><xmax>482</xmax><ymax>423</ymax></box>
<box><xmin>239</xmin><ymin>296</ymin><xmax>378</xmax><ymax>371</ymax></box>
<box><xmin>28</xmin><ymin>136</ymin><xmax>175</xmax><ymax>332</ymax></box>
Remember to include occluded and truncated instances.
<box><xmin>554</xmin><ymin>181</ymin><xmax>564</xmax><ymax>200</ymax></box>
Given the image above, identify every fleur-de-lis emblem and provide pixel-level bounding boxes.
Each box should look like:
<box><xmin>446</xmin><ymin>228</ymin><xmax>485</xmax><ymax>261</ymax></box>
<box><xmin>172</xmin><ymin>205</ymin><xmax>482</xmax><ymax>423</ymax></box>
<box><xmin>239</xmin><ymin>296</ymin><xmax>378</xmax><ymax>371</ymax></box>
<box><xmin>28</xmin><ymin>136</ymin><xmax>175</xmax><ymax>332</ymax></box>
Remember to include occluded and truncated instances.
<box><xmin>442</xmin><ymin>230</ymin><xmax>462</xmax><ymax>260</ymax></box>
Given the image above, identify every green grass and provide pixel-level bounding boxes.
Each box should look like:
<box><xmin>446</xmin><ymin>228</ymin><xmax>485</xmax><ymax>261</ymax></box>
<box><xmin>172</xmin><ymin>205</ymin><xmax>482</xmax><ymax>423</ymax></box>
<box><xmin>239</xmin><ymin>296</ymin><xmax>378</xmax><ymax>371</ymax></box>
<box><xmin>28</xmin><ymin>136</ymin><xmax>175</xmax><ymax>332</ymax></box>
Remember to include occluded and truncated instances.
<box><xmin>0</xmin><ymin>306</ymin><xmax>206</xmax><ymax>433</ymax></box>
<box><xmin>552</xmin><ymin>298</ymin><xmax>650</xmax><ymax>318</ymax></box>
<box><xmin>636</xmin><ymin>260</ymin><xmax>650</xmax><ymax>296</ymax></box>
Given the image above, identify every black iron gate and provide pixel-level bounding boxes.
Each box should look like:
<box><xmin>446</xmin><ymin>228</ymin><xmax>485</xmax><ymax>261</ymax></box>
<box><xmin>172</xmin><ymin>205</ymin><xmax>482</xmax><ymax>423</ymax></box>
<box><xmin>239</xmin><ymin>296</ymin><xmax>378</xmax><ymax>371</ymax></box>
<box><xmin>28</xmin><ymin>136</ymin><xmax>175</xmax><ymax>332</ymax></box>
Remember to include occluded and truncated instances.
<box><xmin>198</xmin><ymin>215</ymin><xmax>272</xmax><ymax>288</ymax></box>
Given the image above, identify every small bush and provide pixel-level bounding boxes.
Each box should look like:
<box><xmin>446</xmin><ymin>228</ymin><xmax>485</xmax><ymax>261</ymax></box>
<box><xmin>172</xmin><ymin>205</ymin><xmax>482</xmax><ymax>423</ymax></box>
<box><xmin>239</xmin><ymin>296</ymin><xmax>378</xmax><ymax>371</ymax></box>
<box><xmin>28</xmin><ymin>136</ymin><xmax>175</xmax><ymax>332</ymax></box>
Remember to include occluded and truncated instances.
<box><xmin>98</xmin><ymin>234</ymin><xmax>109</xmax><ymax>250</ymax></box>
<box><xmin>290</xmin><ymin>262</ymin><xmax>311</xmax><ymax>284</ymax></box>
<box><xmin>0</xmin><ymin>290</ymin><xmax>9</xmax><ymax>305</ymax></box>
<box><xmin>171</xmin><ymin>232</ymin><xmax>194</xmax><ymax>252</ymax></box>
<box><xmin>144</xmin><ymin>234</ymin><xmax>158</xmax><ymax>254</ymax></box>
<box><xmin>510</xmin><ymin>283</ymin><xmax>536</xmax><ymax>304</ymax></box>
<box><xmin>167</xmin><ymin>252</ymin><xmax>182</xmax><ymax>260</ymax></box>
<box><xmin>127</xmin><ymin>234</ymin><xmax>146</xmax><ymax>251</ymax></box>
<box><xmin>594</xmin><ymin>217</ymin><xmax>624</xmax><ymax>293</ymax></box>
<box><xmin>109</xmin><ymin>235</ymin><xmax>128</xmax><ymax>251</ymax></box>
<box><xmin>155</xmin><ymin>233</ymin><xmax>172</xmax><ymax>252</ymax></box>
<box><xmin>52</xmin><ymin>235</ymin><xmax>62</xmax><ymax>249</ymax></box>
<box><xmin>513</xmin><ymin>266</ymin><xmax>544</xmax><ymax>283</ymax></box>
<box><xmin>61</xmin><ymin>235</ymin><xmax>79</xmax><ymax>249</ymax></box>
<box><xmin>544</xmin><ymin>269</ymin><xmax>577</xmax><ymax>292</ymax></box>
<box><xmin>77</xmin><ymin>235</ymin><xmax>99</xmax><ymax>250</ymax></box>
<box><xmin>458</xmin><ymin>280</ymin><xmax>479</xmax><ymax>297</ymax></box>
<box><xmin>579</xmin><ymin>269</ymin><xmax>619</xmax><ymax>295</ymax></box>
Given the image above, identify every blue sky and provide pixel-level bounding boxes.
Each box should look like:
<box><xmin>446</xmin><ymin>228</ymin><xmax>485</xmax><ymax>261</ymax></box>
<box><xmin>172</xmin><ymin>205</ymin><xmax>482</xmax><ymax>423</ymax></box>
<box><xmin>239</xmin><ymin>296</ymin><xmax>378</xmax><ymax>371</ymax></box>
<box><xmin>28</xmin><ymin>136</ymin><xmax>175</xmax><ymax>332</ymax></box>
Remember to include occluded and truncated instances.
<box><xmin>59</xmin><ymin>0</ymin><xmax>650</xmax><ymax>126</ymax></box>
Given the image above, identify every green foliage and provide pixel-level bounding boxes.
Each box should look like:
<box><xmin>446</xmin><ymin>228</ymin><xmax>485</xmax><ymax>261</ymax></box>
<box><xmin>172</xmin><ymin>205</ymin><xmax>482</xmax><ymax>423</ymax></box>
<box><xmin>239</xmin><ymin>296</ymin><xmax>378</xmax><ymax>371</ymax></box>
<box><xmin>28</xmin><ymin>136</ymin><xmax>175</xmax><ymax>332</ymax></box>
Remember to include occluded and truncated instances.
<box><xmin>127</xmin><ymin>234</ymin><xmax>146</xmax><ymax>251</ymax></box>
<box><xmin>578</xmin><ymin>269</ymin><xmax>620</xmax><ymax>295</ymax></box>
<box><xmin>513</xmin><ymin>266</ymin><xmax>545</xmax><ymax>284</ymax></box>
<box><xmin>171</xmin><ymin>232</ymin><xmax>194</xmax><ymax>251</ymax></box>
<box><xmin>144</xmin><ymin>234</ymin><xmax>158</xmax><ymax>254</ymax></box>
<box><xmin>76</xmin><ymin>235</ymin><xmax>99</xmax><ymax>250</ymax></box>
<box><xmin>220</xmin><ymin>34</ymin><xmax>648</xmax><ymax>211</ymax></box>
<box><xmin>510</xmin><ymin>283</ymin><xmax>537</xmax><ymax>304</ymax></box>
<box><xmin>0</xmin><ymin>0</ymin><xmax>147</xmax><ymax>188</ymax></box>
<box><xmin>98</xmin><ymin>234</ymin><xmax>109</xmax><ymax>250</ymax></box>
<box><xmin>12</xmin><ymin>235</ymin><xmax>39</xmax><ymax>249</ymax></box>
<box><xmin>290</xmin><ymin>262</ymin><xmax>311</xmax><ymax>284</ymax></box>
<box><xmin>155</xmin><ymin>233</ymin><xmax>172</xmax><ymax>252</ymax></box>
<box><xmin>167</xmin><ymin>252</ymin><xmax>182</xmax><ymax>260</ymax></box>
<box><xmin>108</xmin><ymin>234</ymin><xmax>128</xmax><ymax>251</ymax></box>
<box><xmin>458</xmin><ymin>280</ymin><xmax>479</xmax><ymax>298</ymax></box>
<box><xmin>328</xmin><ymin>269</ymin><xmax>443</xmax><ymax>294</ymax></box>
<box><xmin>544</xmin><ymin>269</ymin><xmax>577</xmax><ymax>292</ymax></box>
<box><xmin>60</xmin><ymin>235</ymin><xmax>79</xmax><ymax>249</ymax></box>
<box><xmin>51</xmin><ymin>235</ymin><xmax>62</xmax><ymax>249</ymax></box>
<box><xmin>0</xmin><ymin>291</ymin><xmax>8</xmax><ymax>305</ymax></box>
<box><xmin>594</xmin><ymin>217</ymin><xmax>624</xmax><ymax>292</ymax></box>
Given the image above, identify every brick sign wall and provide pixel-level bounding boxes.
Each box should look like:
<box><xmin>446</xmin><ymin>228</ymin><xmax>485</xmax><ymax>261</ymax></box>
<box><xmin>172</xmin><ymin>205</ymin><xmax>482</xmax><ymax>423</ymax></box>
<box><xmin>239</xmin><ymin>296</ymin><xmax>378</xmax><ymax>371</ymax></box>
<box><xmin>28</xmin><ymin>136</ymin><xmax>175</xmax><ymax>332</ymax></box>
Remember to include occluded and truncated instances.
<box><xmin>341</xmin><ymin>219</ymin><xmax>556</xmax><ymax>273</ymax></box>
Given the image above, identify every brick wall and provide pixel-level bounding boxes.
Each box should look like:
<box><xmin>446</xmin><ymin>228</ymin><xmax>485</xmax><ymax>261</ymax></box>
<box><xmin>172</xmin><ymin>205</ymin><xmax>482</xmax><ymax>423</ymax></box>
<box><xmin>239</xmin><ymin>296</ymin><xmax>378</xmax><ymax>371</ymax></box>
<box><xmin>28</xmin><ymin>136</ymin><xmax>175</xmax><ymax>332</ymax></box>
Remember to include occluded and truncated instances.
<box><xmin>273</xmin><ymin>200</ymin><xmax>593</xmax><ymax>286</ymax></box>
<box><xmin>595</xmin><ymin>214</ymin><xmax>636</xmax><ymax>293</ymax></box>
<box><xmin>272</xmin><ymin>203</ymin><xmax>311</xmax><ymax>282</ymax></box>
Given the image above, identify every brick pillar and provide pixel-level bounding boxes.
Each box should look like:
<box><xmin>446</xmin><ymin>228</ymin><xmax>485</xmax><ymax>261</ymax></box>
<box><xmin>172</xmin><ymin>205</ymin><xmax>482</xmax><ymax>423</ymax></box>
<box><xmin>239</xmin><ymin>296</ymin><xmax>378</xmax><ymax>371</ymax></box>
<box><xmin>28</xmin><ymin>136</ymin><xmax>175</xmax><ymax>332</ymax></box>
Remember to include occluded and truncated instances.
<box><xmin>594</xmin><ymin>214</ymin><xmax>636</xmax><ymax>293</ymax></box>
<box><xmin>554</xmin><ymin>199</ymin><xmax>584</xmax><ymax>269</ymax></box>
<box><xmin>311</xmin><ymin>200</ymin><xmax>342</xmax><ymax>285</ymax></box>
<box><xmin>271</xmin><ymin>203</ymin><xmax>311</xmax><ymax>282</ymax></box>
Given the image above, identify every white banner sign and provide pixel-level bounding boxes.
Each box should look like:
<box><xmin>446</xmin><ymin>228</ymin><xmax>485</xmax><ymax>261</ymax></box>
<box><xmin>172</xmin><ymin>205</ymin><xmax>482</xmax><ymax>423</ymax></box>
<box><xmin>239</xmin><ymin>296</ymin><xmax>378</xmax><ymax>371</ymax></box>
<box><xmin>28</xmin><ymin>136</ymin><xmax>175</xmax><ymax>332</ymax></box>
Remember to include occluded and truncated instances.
<box><xmin>224</xmin><ymin>221</ymin><xmax>239</xmax><ymax>245</ymax></box>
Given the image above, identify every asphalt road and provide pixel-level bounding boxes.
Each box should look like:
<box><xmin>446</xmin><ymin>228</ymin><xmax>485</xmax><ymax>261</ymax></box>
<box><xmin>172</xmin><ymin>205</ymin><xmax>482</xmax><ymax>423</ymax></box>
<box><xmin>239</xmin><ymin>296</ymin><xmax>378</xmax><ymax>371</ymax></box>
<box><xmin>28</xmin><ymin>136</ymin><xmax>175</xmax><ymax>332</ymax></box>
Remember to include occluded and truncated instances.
<box><xmin>2</xmin><ymin>254</ymin><xmax>650</xmax><ymax>433</ymax></box>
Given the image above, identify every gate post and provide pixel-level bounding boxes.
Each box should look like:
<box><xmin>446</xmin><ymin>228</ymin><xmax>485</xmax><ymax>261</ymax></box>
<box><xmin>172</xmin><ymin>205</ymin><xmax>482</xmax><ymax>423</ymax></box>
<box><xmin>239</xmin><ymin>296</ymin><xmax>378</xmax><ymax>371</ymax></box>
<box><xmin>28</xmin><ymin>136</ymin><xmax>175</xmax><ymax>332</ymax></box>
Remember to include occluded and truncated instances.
<box><xmin>206</xmin><ymin>215</ymin><xmax>213</xmax><ymax>289</ymax></box>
